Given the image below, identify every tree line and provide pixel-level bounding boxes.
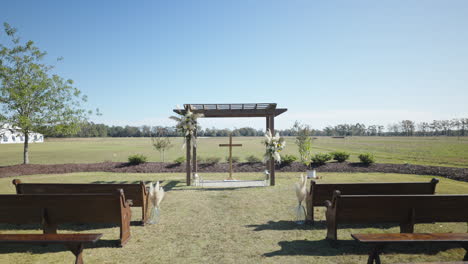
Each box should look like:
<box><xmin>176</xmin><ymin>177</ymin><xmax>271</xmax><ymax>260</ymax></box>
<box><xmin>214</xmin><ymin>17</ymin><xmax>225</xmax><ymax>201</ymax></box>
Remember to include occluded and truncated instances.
<box><xmin>45</xmin><ymin>118</ymin><xmax>468</xmax><ymax>138</ymax></box>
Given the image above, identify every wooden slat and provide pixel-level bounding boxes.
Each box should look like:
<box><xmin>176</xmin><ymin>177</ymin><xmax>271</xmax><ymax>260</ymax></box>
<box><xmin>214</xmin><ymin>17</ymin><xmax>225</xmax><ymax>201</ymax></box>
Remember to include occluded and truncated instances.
<box><xmin>352</xmin><ymin>233</ymin><xmax>468</xmax><ymax>243</ymax></box>
<box><xmin>0</xmin><ymin>233</ymin><xmax>103</xmax><ymax>243</ymax></box>
<box><xmin>175</xmin><ymin>103</ymin><xmax>285</xmax><ymax>117</ymax></box>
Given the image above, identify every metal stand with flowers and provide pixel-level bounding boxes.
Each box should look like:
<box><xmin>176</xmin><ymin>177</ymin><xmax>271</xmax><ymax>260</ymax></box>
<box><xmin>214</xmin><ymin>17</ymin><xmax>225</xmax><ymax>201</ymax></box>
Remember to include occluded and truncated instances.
<box><xmin>294</xmin><ymin>174</ymin><xmax>307</xmax><ymax>224</ymax></box>
<box><xmin>263</xmin><ymin>170</ymin><xmax>270</xmax><ymax>186</ymax></box>
<box><xmin>147</xmin><ymin>181</ymin><xmax>165</xmax><ymax>225</ymax></box>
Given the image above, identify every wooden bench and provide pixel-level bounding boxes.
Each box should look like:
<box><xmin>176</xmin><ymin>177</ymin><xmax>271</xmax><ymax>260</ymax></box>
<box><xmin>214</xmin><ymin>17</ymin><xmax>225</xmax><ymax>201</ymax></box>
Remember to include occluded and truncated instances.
<box><xmin>325</xmin><ymin>192</ymin><xmax>468</xmax><ymax>240</ymax></box>
<box><xmin>306</xmin><ymin>178</ymin><xmax>439</xmax><ymax>224</ymax></box>
<box><xmin>0</xmin><ymin>233</ymin><xmax>102</xmax><ymax>264</ymax></box>
<box><xmin>0</xmin><ymin>190</ymin><xmax>132</xmax><ymax>246</ymax></box>
<box><xmin>13</xmin><ymin>179</ymin><xmax>150</xmax><ymax>225</ymax></box>
<box><xmin>352</xmin><ymin>233</ymin><xmax>468</xmax><ymax>264</ymax></box>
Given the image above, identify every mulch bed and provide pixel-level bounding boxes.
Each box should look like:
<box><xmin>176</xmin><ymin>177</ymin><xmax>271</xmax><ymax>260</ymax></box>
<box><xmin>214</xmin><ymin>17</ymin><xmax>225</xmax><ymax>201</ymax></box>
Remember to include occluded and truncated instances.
<box><xmin>1</xmin><ymin>162</ymin><xmax>468</xmax><ymax>182</ymax></box>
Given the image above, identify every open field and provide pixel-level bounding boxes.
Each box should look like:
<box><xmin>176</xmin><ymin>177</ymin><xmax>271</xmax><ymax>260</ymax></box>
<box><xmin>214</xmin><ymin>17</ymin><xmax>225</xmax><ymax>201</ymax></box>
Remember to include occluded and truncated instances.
<box><xmin>1</xmin><ymin>136</ymin><xmax>468</xmax><ymax>168</ymax></box>
<box><xmin>0</xmin><ymin>172</ymin><xmax>467</xmax><ymax>264</ymax></box>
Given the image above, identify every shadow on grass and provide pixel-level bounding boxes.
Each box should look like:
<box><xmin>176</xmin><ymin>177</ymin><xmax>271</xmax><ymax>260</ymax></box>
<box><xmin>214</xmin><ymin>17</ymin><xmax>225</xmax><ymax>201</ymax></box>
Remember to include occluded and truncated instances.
<box><xmin>263</xmin><ymin>239</ymin><xmax>463</xmax><ymax>257</ymax></box>
<box><xmin>246</xmin><ymin>220</ymin><xmax>399</xmax><ymax>231</ymax></box>
<box><xmin>162</xmin><ymin>180</ymin><xmax>180</xmax><ymax>192</ymax></box>
<box><xmin>246</xmin><ymin>220</ymin><xmax>326</xmax><ymax>231</ymax></box>
<box><xmin>0</xmin><ymin>239</ymin><xmax>120</xmax><ymax>255</ymax></box>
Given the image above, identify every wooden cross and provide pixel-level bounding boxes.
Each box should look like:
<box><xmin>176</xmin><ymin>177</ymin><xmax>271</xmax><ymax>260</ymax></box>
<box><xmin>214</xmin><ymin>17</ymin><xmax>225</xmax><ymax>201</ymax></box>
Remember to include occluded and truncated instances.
<box><xmin>219</xmin><ymin>134</ymin><xmax>242</xmax><ymax>180</ymax></box>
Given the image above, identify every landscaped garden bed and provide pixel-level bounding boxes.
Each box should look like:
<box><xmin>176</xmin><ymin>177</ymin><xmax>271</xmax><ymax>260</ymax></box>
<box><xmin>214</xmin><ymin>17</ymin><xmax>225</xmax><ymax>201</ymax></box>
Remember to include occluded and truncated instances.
<box><xmin>2</xmin><ymin>161</ymin><xmax>468</xmax><ymax>182</ymax></box>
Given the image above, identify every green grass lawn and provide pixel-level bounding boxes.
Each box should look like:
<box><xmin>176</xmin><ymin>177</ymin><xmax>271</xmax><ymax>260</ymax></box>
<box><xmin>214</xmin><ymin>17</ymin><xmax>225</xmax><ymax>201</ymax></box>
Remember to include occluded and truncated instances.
<box><xmin>0</xmin><ymin>172</ymin><xmax>467</xmax><ymax>264</ymax></box>
<box><xmin>1</xmin><ymin>136</ymin><xmax>468</xmax><ymax>167</ymax></box>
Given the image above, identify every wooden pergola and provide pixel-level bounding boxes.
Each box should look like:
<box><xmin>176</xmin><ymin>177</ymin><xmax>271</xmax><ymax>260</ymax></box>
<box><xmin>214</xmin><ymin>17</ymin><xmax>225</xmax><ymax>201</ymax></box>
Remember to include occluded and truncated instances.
<box><xmin>173</xmin><ymin>103</ymin><xmax>287</xmax><ymax>186</ymax></box>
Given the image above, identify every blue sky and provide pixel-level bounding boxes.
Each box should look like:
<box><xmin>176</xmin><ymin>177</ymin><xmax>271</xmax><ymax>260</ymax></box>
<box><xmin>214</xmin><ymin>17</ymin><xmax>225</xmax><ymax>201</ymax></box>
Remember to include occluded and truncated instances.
<box><xmin>1</xmin><ymin>0</ymin><xmax>467</xmax><ymax>129</ymax></box>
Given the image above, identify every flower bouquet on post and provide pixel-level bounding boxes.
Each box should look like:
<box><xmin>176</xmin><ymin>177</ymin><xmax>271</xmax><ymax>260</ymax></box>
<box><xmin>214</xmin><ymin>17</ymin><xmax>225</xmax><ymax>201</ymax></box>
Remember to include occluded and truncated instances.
<box><xmin>147</xmin><ymin>181</ymin><xmax>165</xmax><ymax>225</ymax></box>
<box><xmin>294</xmin><ymin>174</ymin><xmax>307</xmax><ymax>224</ymax></box>
<box><xmin>263</xmin><ymin>129</ymin><xmax>286</xmax><ymax>164</ymax></box>
<box><xmin>170</xmin><ymin>106</ymin><xmax>203</xmax><ymax>148</ymax></box>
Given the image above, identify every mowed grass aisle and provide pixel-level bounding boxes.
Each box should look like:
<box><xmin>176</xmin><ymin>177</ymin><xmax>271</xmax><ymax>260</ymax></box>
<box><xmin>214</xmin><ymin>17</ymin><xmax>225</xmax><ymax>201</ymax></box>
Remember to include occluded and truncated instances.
<box><xmin>0</xmin><ymin>172</ymin><xmax>468</xmax><ymax>263</ymax></box>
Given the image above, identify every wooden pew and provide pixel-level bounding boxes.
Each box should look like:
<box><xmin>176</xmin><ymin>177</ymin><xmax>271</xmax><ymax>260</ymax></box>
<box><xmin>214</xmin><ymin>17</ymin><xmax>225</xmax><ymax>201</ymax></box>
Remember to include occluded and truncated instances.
<box><xmin>13</xmin><ymin>179</ymin><xmax>150</xmax><ymax>225</ymax></box>
<box><xmin>325</xmin><ymin>192</ymin><xmax>468</xmax><ymax>240</ymax></box>
<box><xmin>352</xmin><ymin>233</ymin><xmax>468</xmax><ymax>263</ymax></box>
<box><xmin>0</xmin><ymin>190</ymin><xmax>132</xmax><ymax>246</ymax></box>
<box><xmin>0</xmin><ymin>233</ymin><xmax>102</xmax><ymax>264</ymax></box>
<box><xmin>306</xmin><ymin>178</ymin><xmax>439</xmax><ymax>224</ymax></box>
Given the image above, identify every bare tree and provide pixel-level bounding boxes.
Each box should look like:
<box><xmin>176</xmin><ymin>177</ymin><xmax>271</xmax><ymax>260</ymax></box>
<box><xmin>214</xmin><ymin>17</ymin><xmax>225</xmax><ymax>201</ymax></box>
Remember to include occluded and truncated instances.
<box><xmin>439</xmin><ymin>120</ymin><xmax>452</xmax><ymax>136</ymax></box>
<box><xmin>460</xmin><ymin>118</ymin><xmax>468</xmax><ymax>136</ymax></box>
<box><xmin>400</xmin><ymin>120</ymin><xmax>415</xmax><ymax>136</ymax></box>
<box><xmin>417</xmin><ymin>122</ymin><xmax>430</xmax><ymax>136</ymax></box>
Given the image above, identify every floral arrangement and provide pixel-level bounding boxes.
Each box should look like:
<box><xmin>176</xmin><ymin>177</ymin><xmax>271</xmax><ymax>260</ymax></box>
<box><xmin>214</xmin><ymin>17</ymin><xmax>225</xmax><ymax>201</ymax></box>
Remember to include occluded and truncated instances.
<box><xmin>263</xmin><ymin>129</ymin><xmax>286</xmax><ymax>163</ymax></box>
<box><xmin>170</xmin><ymin>107</ymin><xmax>203</xmax><ymax>148</ymax></box>
<box><xmin>294</xmin><ymin>174</ymin><xmax>308</xmax><ymax>224</ymax></box>
<box><xmin>147</xmin><ymin>181</ymin><xmax>165</xmax><ymax>224</ymax></box>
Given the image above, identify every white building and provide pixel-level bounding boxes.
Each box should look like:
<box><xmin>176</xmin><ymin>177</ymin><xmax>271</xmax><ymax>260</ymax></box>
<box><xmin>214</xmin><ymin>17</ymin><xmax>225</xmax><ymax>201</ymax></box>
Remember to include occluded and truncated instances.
<box><xmin>0</xmin><ymin>124</ymin><xmax>44</xmax><ymax>144</ymax></box>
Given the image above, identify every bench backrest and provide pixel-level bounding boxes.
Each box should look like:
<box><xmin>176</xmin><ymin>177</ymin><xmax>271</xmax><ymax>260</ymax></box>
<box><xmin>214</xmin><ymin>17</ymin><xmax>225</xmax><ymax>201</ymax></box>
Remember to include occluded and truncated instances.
<box><xmin>0</xmin><ymin>190</ymin><xmax>129</xmax><ymax>224</ymax></box>
<box><xmin>13</xmin><ymin>180</ymin><xmax>147</xmax><ymax>207</ymax></box>
<box><xmin>311</xmin><ymin>178</ymin><xmax>438</xmax><ymax>206</ymax></box>
<box><xmin>329</xmin><ymin>192</ymin><xmax>468</xmax><ymax>224</ymax></box>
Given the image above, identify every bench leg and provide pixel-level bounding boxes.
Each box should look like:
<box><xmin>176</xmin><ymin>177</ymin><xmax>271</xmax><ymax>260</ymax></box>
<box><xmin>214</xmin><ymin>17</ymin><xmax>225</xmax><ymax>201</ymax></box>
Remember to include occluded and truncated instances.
<box><xmin>399</xmin><ymin>222</ymin><xmax>414</xmax><ymax>233</ymax></box>
<box><xmin>367</xmin><ymin>244</ymin><xmax>384</xmax><ymax>264</ymax></box>
<box><xmin>462</xmin><ymin>242</ymin><xmax>468</xmax><ymax>261</ymax></box>
<box><xmin>43</xmin><ymin>223</ymin><xmax>58</xmax><ymax>234</ymax></box>
<box><xmin>141</xmin><ymin>207</ymin><xmax>146</xmax><ymax>226</ymax></box>
<box><xmin>305</xmin><ymin>196</ymin><xmax>314</xmax><ymax>224</ymax></box>
<box><xmin>65</xmin><ymin>243</ymin><xmax>84</xmax><ymax>264</ymax></box>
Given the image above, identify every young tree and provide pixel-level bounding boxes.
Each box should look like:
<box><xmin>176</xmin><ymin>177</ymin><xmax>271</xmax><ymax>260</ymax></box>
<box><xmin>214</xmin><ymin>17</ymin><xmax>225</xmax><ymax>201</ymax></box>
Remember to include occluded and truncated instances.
<box><xmin>0</xmin><ymin>23</ymin><xmax>92</xmax><ymax>164</ymax></box>
<box><xmin>151</xmin><ymin>136</ymin><xmax>173</xmax><ymax>162</ymax></box>
<box><xmin>293</xmin><ymin>121</ymin><xmax>313</xmax><ymax>166</ymax></box>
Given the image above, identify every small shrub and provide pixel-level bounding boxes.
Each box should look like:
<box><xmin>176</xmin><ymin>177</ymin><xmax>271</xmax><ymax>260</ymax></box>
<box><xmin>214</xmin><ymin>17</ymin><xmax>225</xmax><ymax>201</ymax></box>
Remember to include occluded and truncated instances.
<box><xmin>246</xmin><ymin>155</ymin><xmax>261</xmax><ymax>163</ymax></box>
<box><xmin>331</xmin><ymin>151</ymin><xmax>350</xmax><ymax>162</ymax></box>
<box><xmin>281</xmin><ymin>154</ymin><xmax>297</xmax><ymax>165</ymax></box>
<box><xmin>128</xmin><ymin>154</ymin><xmax>147</xmax><ymax>165</ymax></box>
<box><xmin>311</xmin><ymin>153</ymin><xmax>332</xmax><ymax>165</ymax></box>
<box><xmin>174</xmin><ymin>156</ymin><xmax>186</xmax><ymax>164</ymax></box>
<box><xmin>226</xmin><ymin>156</ymin><xmax>240</xmax><ymax>163</ymax></box>
<box><xmin>205</xmin><ymin>156</ymin><xmax>221</xmax><ymax>164</ymax></box>
<box><xmin>359</xmin><ymin>153</ymin><xmax>375</xmax><ymax>165</ymax></box>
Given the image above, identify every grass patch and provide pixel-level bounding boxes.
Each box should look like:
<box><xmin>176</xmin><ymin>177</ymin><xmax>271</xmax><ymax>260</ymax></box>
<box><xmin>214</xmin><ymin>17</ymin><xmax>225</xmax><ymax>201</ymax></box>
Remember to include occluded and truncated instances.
<box><xmin>1</xmin><ymin>136</ymin><xmax>468</xmax><ymax>168</ymax></box>
<box><xmin>0</xmin><ymin>172</ymin><xmax>467</xmax><ymax>263</ymax></box>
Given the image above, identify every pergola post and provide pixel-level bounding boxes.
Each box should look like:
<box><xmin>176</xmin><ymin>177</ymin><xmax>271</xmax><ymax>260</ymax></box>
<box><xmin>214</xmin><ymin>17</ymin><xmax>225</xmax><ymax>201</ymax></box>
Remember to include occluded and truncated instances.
<box><xmin>186</xmin><ymin>137</ymin><xmax>191</xmax><ymax>186</ymax></box>
<box><xmin>268</xmin><ymin>115</ymin><xmax>275</xmax><ymax>186</ymax></box>
<box><xmin>192</xmin><ymin>128</ymin><xmax>197</xmax><ymax>176</ymax></box>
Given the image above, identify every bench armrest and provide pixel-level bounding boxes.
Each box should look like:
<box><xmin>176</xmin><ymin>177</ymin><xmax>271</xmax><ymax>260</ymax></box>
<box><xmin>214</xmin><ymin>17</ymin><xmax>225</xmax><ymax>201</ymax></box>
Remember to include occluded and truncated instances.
<box><xmin>126</xmin><ymin>199</ymin><xmax>133</xmax><ymax>206</ymax></box>
<box><xmin>328</xmin><ymin>190</ymin><xmax>341</xmax><ymax>208</ymax></box>
<box><xmin>324</xmin><ymin>200</ymin><xmax>332</xmax><ymax>208</ymax></box>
